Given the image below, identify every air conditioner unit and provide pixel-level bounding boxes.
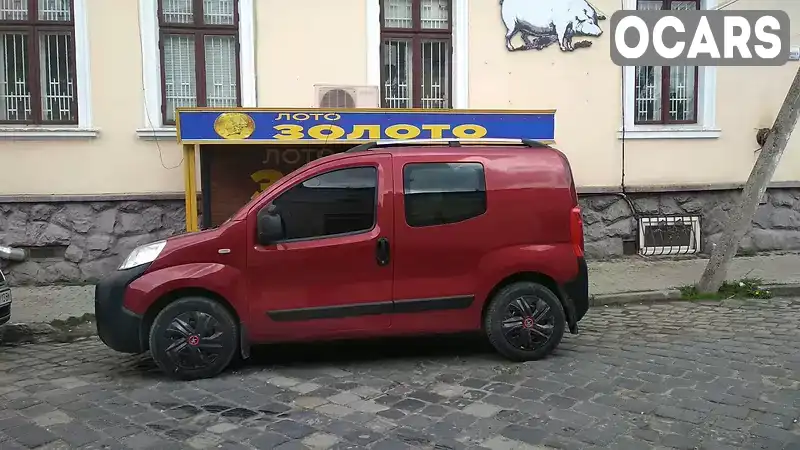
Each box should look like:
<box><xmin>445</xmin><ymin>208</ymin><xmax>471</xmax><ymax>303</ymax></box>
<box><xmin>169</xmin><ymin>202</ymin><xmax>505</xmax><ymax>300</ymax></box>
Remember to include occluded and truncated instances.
<box><xmin>314</xmin><ymin>85</ymin><xmax>380</xmax><ymax>108</ymax></box>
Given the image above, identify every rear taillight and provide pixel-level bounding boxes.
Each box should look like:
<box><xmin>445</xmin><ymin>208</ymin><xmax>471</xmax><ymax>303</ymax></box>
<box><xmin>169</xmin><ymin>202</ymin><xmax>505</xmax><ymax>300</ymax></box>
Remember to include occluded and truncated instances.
<box><xmin>570</xmin><ymin>206</ymin><xmax>584</xmax><ymax>258</ymax></box>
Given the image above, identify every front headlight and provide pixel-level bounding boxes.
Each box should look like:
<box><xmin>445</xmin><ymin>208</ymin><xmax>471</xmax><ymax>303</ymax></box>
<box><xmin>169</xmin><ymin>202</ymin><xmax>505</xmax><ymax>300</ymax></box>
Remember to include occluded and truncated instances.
<box><xmin>118</xmin><ymin>240</ymin><xmax>167</xmax><ymax>270</ymax></box>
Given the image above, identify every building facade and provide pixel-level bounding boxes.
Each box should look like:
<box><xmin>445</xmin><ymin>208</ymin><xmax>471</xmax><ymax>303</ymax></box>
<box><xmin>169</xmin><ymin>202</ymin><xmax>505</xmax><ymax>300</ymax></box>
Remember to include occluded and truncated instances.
<box><xmin>1</xmin><ymin>0</ymin><xmax>799</xmax><ymax>284</ymax></box>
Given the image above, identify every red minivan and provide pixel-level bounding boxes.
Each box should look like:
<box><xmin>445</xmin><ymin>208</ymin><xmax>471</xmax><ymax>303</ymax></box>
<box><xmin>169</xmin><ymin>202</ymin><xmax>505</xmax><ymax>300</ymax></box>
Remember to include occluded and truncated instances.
<box><xmin>95</xmin><ymin>139</ymin><xmax>589</xmax><ymax>380</ymax></box>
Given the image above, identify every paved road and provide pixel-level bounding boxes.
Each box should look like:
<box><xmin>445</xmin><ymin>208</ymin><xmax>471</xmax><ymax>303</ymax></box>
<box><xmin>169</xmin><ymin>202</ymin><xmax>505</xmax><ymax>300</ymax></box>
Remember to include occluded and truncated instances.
<box><xmin>0</xmin><ymin>299</ymin><xmax>799</xmax><ymax>450</ymax></box>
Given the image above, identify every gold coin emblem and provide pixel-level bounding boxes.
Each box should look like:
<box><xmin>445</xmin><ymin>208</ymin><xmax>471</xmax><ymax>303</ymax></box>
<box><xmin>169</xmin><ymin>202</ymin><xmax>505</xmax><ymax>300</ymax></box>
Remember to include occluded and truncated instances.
<box><xmin>214</xmin><ymin>112</ymin><xmax>256</xmax><ymax>140</ymax></box>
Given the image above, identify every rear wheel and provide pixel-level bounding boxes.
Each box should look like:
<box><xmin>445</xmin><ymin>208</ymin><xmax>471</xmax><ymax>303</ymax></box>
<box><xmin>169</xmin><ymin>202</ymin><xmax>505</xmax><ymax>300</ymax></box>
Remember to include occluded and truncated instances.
<box><xmin>148</xmin><ymin>296</ymin><xmax>239</xmax><ymax>380</ymax></box>
<box><xmin>484</xmin><ymin>282</ymin><xmax>566</xmax><ymax>362</ymax></box>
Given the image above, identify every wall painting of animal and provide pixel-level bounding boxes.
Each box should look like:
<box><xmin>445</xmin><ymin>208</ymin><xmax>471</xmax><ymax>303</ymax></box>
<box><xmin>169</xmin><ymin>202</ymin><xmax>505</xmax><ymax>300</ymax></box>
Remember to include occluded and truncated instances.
<box><xmin>501</xmin><ymin>0</ymin><xmax>608</xmax><ymax>52</ymax></box>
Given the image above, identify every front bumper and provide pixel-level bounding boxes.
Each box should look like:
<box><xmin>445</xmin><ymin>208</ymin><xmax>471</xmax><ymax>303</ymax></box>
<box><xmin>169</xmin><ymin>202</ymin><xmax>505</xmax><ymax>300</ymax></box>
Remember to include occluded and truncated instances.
<box><xmin>94</xmin><ymin>264</ymin><xmax>151</xmax><ymax>354</ymax></box>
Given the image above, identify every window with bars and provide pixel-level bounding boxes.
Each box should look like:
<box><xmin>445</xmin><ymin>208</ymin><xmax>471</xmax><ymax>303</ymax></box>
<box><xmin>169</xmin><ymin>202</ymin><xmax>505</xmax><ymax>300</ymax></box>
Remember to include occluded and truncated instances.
<box><xmin>0</xmin><ymin>0</ymin><xmax>76</xmax><ymax>124</ymax></box>
<box><xmin>158</xmin><ymin>0</ymin><xmax>239</xmax><ymax>125</ymax></box>
<box><xmin>380</xmin><ymin>0</ymin><xmax>451</xmax><ymax>109</ymax></box>
<box><xmin>634</xmin><ymin>0</ymin><xmax>700</xmax><ymax>125</ymax></box>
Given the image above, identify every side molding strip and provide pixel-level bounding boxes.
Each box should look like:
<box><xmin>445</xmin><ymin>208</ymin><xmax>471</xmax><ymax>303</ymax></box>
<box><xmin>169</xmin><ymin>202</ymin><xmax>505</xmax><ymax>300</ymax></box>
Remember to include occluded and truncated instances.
<box><xmin>266</xmin><ymin>295</ymin><xmax>475</xmax><ymax>322</ymax></box>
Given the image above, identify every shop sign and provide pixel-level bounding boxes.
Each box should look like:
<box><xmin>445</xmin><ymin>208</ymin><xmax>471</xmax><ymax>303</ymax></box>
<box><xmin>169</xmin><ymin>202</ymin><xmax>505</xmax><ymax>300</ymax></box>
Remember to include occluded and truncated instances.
<box><xmin>177</xmin><ymin>109</ymin><xmax>556</xmax><ymax>144</ymax></box>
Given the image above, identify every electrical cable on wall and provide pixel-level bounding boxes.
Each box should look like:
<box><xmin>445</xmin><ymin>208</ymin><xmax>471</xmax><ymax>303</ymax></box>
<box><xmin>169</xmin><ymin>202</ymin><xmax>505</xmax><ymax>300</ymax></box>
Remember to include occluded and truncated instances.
<box><xmin>135</xmin><ymin>2</ymin><xmax>183</xmax><ymax>171</ymax></box>
<box><xmin>617</xmin><ymin>0</ymin><xmax>641</xmax><ymax>237</ymax></box>
<box><xmin>616</xmin><ymin>0</ymin><xmax>742</xmax><ymax>215</ymax></box>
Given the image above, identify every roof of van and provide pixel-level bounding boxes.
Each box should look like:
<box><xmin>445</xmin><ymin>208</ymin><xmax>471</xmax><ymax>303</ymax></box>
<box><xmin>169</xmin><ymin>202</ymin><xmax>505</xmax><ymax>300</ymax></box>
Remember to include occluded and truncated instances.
<box><xmin>339</xmin><ymin>138</ymin><xmax>571</xmax><ymax>164</ymax></box>
<box><xmin>344</xmin><ymin>138</ymin><xmax>556</xmax><ymax>154</ymax></box>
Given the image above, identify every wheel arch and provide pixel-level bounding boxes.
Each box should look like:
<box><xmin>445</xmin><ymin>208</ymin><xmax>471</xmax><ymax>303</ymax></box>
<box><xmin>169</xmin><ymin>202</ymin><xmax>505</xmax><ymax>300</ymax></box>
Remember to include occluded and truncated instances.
<box><xmin>139</xmin><ymin>287</ymin><xmax>246</xmax><ymax>356</ymax></box>
<box><xmin>481</xmin><ymin>271</ymin><xmax>575</xmax><ymax>330</ymax></box>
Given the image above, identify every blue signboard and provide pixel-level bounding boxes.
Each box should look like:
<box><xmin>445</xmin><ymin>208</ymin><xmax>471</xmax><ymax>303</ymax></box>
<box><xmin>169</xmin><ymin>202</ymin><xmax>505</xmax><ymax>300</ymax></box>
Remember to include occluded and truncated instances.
<box><xmin>176</xmin><ymin>108</ymin><xmax>556</xmax><ymax>144</ymax></box>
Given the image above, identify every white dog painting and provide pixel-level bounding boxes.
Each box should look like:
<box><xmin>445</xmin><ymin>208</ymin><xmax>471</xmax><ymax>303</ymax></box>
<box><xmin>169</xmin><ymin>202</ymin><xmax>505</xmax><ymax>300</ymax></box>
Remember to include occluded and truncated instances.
<box><xmin>501</xmin><ymin>0</ymin><xmax>607</xmax><ymax>52</ymax></box>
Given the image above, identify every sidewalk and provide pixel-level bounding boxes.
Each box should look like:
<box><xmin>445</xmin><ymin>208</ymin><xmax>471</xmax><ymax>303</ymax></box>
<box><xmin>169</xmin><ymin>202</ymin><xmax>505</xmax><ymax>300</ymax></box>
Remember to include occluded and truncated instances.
<box><xmin>5</xmin><ymin>252</ymin><xmax>800</xmax><ymax>325</ymax></box>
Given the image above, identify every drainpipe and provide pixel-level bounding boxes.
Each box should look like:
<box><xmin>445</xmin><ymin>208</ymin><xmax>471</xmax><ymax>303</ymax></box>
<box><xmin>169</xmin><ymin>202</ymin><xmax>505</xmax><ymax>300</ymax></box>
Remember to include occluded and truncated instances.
<box><xmin>0</xmin><ymin>245</ymin><xmax>27</xmax><ymax>262</ymax></box>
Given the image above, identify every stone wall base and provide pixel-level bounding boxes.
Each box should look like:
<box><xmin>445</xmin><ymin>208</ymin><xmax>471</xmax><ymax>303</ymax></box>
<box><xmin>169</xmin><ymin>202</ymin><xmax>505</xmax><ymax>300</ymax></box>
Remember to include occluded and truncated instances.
<box><xmin>1</xmin><ymin>187</ymin><xmax>799</xmax><ymax>285</ymax></box>
<box><xmin>581</xmin><ymin>188</ymin><xmax>800</xmax><ymax>259</ymax></box>
<box><xmin>0</xmin><ymin>201</ymin><xmax>186</xmax><ymax>285</ymax></box>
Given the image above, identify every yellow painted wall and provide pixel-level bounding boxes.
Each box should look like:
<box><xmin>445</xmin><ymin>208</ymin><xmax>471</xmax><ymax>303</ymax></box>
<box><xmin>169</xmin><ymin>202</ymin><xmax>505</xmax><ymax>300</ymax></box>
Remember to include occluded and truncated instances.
<box><xmin>469</xmin><ymin>0</ymin><xmax>800</xmax><ymax>188</ymax></box>
<box><xmin>255</xmin><ymin>0</ymin><xmax>369</xmax><ymax>107</ymax></box>
<box><xmin>0</xmin><ymin>0</ymin><xmax>797</xmax><ymax>196</ymax></box>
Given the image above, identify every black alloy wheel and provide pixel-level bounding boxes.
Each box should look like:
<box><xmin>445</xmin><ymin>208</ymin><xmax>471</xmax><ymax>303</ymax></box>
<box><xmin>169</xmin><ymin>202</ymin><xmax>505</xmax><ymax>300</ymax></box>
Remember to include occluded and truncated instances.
<box><xmin>149</xmin><ymin>297</ymin><xmax>239</xmax><ymax>380</ymax></box>
<box><xmin>162</xmin><ymin>311</ymin><xmax>224</xmax><ymax>370</ymax></box>
<box><xmin>501</xmin><ymin>295</ymin><xmax>556</xmax><ymax>351</ymax></box>
<box><xmin>484</xmin><ymin>281</ymin><xmax>566</xmax><ymax>361</ymax></box>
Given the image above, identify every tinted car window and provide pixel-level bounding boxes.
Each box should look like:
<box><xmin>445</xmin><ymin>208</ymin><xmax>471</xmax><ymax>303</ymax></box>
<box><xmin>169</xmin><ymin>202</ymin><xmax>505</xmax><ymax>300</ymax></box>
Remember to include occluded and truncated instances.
<box><xmin>271</xmin><ymin>166</ymin><xmax>377</xmax><ymax>240</ymax></box>
<box><xmin>403</xmin><ymin>162</ymin><xmax>487</xmax><ymax>227</ymax></box>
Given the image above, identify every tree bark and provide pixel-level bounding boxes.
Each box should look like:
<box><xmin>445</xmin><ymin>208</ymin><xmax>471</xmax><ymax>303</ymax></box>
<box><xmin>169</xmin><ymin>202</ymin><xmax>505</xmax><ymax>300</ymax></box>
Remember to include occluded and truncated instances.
<box><xmin>697</xmin><ymin>66</ymin><xmax>800</xmax><ymax>293</ymax></box>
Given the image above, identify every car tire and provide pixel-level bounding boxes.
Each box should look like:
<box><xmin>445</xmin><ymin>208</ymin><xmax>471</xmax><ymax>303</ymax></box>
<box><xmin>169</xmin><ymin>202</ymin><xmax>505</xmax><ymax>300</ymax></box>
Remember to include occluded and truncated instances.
<box><xmin>148</xmin><ymin>296</ymin><xmax>239</xmax><ymax>380</ymax></box>
<box><xmin>484</xmin><ymin>281</ymin><xmax>566</xmax><ymax>362</ymax></box>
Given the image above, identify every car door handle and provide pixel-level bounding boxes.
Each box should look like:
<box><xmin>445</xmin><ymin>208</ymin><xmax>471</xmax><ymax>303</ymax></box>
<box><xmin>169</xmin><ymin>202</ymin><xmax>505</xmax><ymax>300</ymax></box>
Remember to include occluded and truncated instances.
<box><xmin>376</xmin><ymin>237</ymin><xmax>390</xmax><ymax>266</ymax></box>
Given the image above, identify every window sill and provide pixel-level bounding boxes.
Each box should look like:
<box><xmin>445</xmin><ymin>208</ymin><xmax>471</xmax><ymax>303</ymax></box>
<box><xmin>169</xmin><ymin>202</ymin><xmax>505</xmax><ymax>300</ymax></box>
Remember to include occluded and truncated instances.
<box><xmin>136</xmin><ymin>127</ymin><xmax>177</xmax><ymax>141</ymax></box>
<box><xmin>0</xmin><ymin>127</ymin><xmax>100</xmax><ymax>140</ymax></box>
<box><xmin>617</xmin><ymin>126</ymin><xmax>721</xmax><ymax>140</ymax></box>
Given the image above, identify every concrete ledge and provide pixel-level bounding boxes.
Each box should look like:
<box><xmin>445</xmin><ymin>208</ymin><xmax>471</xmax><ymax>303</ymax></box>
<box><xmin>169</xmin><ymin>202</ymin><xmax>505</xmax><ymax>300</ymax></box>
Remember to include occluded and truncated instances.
<box><xmin>0</xmin><ymin>193</ymin><xmax>197</xmax><ymax>203</ymax></box>
<box><xmin>590</xmin><ymin>289</ymin><xmax>682</xmax><ymax>306</ymax></box>
<box><xmin>3</xmin><ymin>183</ymin><xmax>800</xmax><ymax>203</ymax></box>
<box><xmin>577</xmin><ymin>181</ymin><xmax>800</xmax><ymax>195</ymax></box>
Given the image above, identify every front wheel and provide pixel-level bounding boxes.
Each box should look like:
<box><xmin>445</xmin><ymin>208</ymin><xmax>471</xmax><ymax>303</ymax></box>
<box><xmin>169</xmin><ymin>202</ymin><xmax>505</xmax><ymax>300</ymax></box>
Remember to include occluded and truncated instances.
<box><xmin>484</xmin><ymin>282</ymin><xmax>566</xmax><ymax>362</ymax></box>
<box><xmin>148</xmin><ymin>296</ymin><xmax>239</xmax><ymax>380</ymax></box>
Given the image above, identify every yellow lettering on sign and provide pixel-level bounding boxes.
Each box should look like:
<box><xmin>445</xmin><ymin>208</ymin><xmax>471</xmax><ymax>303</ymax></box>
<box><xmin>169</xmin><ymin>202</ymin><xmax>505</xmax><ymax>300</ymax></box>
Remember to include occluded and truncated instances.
<box><xmin>251</xmin><ymin>169</ymin><xmax>284</xmax><ymax>199</ymax></box>
<box><xmin>292</xmin><ymin>113</ymin><xmax>310</xmax><ymax>121</ymax></box>
<box><xmin>276</xmin><ymin>113</ymin><xmax>291</xmax><ymax>120</ymax></box>
<box><xmin>385</xmin><ymin>124</ymin><xmax>421</xmax><ymax>140</ymax></box>
<box><xmin>273</xmin><ymin>124</ymin><xmax>304</xmax><ymax>140</ymax></box>
<box><xmin>453</xmin><ymin>124</ymin><xmax>488</xmax><ymax>139</ymax></box>
<box><xmin>307</xmin><ymin>124</ymin><xmax>346</xmax><ymax>140</ymax></box>
<box><xmin>346</xmin><ymin>125</ymin><xmax>381</xmax><ymax>139</ymax></box>
<box><xmin>323</xmin><ymin>113</ymin><xmax>341</xmax><ymax>121</ymax></box>
<box><xmin>421</xmin><ymin>124</ymin><xmax>451</xmax><ymax>139</ymax></box>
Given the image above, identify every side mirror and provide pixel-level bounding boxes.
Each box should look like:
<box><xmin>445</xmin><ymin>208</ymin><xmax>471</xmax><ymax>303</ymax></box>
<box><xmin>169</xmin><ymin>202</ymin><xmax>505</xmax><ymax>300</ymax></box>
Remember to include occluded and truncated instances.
<box><xmin>257</xmin><ymin>206</ymin><xmax>285</xmax><ymax>245</ymax></box>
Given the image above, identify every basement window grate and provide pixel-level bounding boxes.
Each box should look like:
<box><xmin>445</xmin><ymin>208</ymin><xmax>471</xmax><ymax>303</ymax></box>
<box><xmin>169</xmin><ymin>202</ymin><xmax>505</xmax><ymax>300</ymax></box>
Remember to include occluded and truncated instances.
<box><xmin>23</xmin><ymin>245</ymin><xmax>68</xmax><ymax>260</ymax></box>
<box><xmin>638</xmin><ymin>215</ymin><xmax>701</xmax><ymax>256</ymax></box>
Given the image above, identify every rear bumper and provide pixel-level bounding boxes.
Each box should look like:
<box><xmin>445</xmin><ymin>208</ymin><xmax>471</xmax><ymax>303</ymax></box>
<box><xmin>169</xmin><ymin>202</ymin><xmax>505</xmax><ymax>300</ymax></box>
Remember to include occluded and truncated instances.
<box><xmin>94</xmin><ymin>264</ymin><xmax>150</xmax><ymax>354</ymax></box>
<box><xmin>561</xmin><ymin>256</ymin><xmax>589</xmax><ymax>326</ymax></box>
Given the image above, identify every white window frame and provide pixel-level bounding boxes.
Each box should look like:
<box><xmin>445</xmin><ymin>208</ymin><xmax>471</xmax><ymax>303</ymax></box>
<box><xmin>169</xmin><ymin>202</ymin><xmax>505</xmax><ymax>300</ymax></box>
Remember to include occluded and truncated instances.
<box><xmin>618</xmin><ymin>0</ymin><xmax>719</xmax><ymax>140</ymax></box>
<box><xmin>366</xmin><ymin>0</ymin><xmax>468</xmax><ymax>109</ymax></box>
<box><xmin>136</xmin><ymin>0</ymin><xmax>257</xmax><ymax>140</ymax></box>
<box><xmin>0</xmin><ymin>0</ymin><xmax>96</xmax><ymax>140</ymax></box>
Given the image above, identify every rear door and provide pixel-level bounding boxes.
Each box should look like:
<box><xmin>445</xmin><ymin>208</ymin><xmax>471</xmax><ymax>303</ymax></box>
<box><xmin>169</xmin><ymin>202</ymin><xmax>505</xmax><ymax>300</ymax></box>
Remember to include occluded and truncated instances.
<box><xmin>390</xmin><ymin>153</ymin><xmax>491</xmax><ymax>333</ymax></box>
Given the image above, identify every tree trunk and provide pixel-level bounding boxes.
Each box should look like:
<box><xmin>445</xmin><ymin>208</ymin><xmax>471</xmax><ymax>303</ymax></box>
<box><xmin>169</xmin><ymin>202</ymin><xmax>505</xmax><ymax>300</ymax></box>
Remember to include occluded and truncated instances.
<box><xmin>697</xmin><ymin>67</ymin><xmax>800</xmax><ymax>293</ymax></box>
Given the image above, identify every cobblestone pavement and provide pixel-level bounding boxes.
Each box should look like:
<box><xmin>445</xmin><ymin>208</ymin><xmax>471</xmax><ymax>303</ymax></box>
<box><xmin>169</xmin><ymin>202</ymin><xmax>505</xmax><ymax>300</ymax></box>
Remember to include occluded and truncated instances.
<box><xmin>0</xmin><ymin>299</ymin><xmax>799</xmax><ymax>450</ymax></box>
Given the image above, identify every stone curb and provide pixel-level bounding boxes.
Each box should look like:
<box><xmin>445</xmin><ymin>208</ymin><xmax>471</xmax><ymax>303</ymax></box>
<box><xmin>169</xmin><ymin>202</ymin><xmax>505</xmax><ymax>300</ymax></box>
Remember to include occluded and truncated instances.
<box><xmin>761</xmin><ymin>283</ymin><xmax>800</xmax><ymax>297</ymax></box>
<box><xmin>0</xmin><ymin>316</ymin><xmax>97</xmax><ymax>345</ymax></box>
<box><xmin>590</xmin><ymin>282</ymin><xmax>800</xmax><ymax>307</ymax></box>
<box><xmin>590</xmin><ymin>289</ymin><xmax>682</xmax><ymax>306</ymax></box>
<box><xmin>2</xmin><ymin>284</ymin><xmax>800</xmax><ymax>345</ymax></box>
